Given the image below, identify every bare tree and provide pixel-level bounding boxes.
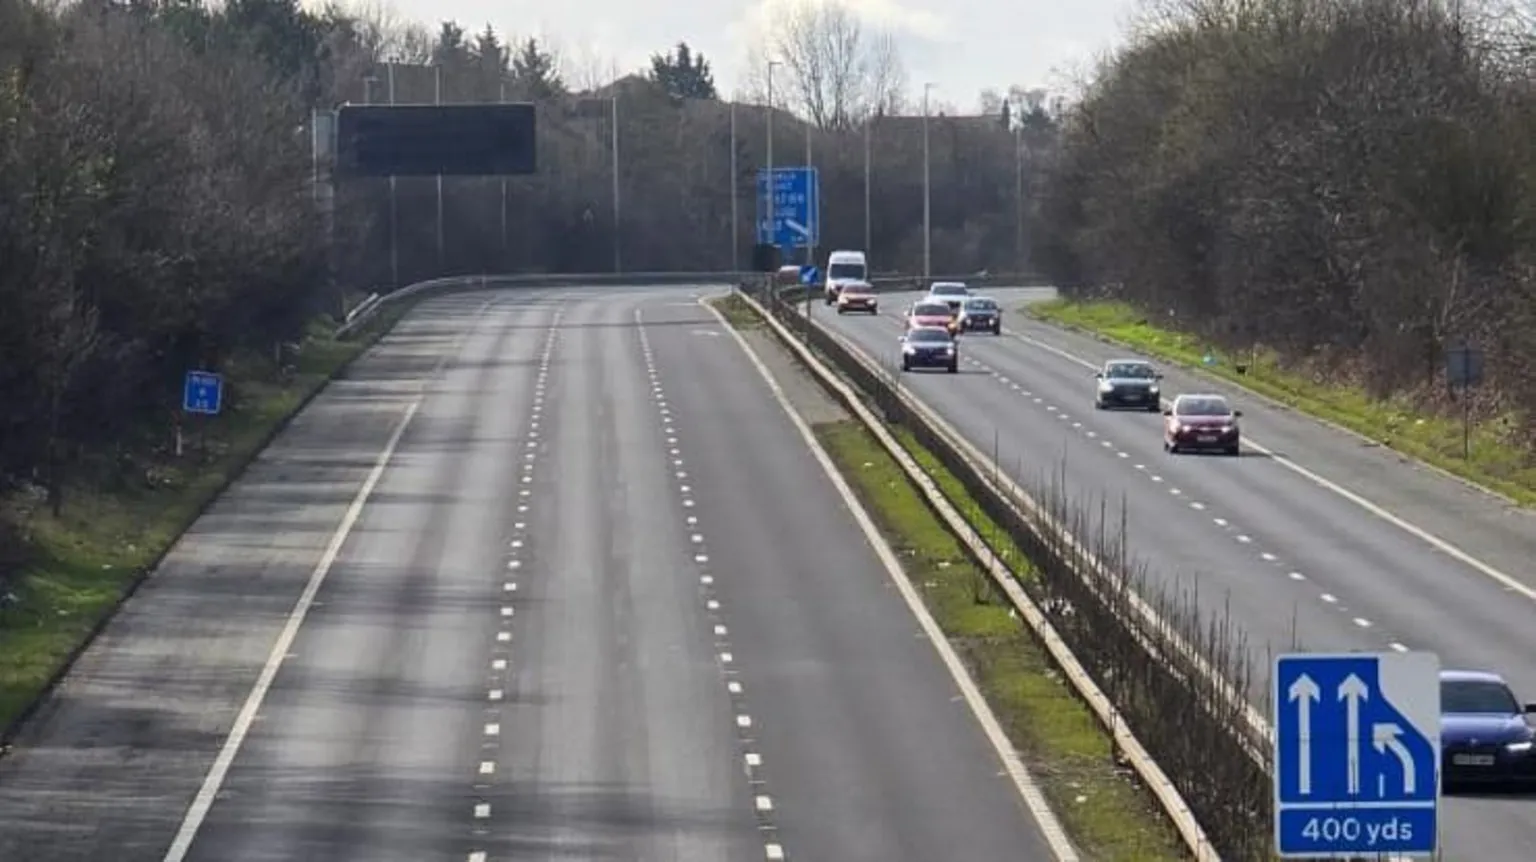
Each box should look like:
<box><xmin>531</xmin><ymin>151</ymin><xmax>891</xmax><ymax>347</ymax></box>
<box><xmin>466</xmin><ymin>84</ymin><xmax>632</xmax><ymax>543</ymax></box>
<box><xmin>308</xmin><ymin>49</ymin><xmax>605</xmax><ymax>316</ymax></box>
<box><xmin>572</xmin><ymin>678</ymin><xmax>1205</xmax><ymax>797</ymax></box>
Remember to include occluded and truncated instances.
<box><xmin>737</xmin><ymin>0</ymin><xmax>907</xmax><ymax>127</ymax></box>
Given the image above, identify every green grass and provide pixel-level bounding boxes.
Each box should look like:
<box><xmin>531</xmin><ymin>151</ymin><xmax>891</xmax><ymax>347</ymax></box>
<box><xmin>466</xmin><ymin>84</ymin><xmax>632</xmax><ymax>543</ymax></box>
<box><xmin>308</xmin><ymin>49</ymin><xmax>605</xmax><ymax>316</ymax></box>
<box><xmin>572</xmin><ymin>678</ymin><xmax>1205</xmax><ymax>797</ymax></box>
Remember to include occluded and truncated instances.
<box><xmin>0</xmin><ymin>301</ymin><xmax>413</xmax><ymax>734</ymax></box>
<box><xmin>713</xmin><ymin>291</ymin><xmax>1189</xmax><ymax>859</ymax></box>
<box><xmin>709</xmin><ymin>292</ymin><xmax>764</xmax><ymax>329</ymax></box>
<box><xmin>1029</xmin><ymin>298</ymin><xmax>1536</xmax><ymax>505</ymax></box>
<box><xmin>815</xmin><ymin>421</ymin><xmax>1189</xmax><ymax>861</ymax></box>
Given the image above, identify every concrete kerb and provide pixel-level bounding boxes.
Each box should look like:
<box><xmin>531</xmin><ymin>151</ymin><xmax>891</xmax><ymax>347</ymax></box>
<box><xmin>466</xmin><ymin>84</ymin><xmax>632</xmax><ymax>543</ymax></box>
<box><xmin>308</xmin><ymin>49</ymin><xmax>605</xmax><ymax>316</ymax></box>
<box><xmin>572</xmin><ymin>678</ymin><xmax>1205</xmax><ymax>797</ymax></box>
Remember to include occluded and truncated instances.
<box><xmin>1023</xmin><ymin>308</ymin><xmax>1528</xmax><ymax>511</ymax></box>
<box><xmin>731</xmin><ymin>288</ymin><xmax>1225</xmax><ymax>862</ymax></box>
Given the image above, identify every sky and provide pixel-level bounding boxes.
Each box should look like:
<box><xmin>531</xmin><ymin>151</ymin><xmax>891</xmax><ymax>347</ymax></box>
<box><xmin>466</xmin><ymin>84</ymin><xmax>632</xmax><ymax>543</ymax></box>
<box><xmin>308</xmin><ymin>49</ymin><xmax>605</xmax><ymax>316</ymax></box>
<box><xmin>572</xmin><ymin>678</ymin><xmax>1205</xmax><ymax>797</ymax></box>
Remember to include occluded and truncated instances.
<box><xmin>327</xmin><ymin>0</ymin><xmax>1144</xmax><ymax>111</ymax></box>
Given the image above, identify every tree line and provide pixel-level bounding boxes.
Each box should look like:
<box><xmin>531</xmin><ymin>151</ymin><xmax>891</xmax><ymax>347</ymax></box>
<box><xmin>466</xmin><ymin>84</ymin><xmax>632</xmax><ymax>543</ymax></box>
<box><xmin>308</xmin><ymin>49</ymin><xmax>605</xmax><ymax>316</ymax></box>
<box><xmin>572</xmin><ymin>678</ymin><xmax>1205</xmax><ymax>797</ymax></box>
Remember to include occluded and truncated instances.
<box><xmin>1034</xmin><ymin>0</ymin><xmax>1536</xmax><ymax>452</ymax></box>
<box><xmin>0</xmin><ymin>0</ymin><xmax>1046</xmax><ymax>573</ymax></box>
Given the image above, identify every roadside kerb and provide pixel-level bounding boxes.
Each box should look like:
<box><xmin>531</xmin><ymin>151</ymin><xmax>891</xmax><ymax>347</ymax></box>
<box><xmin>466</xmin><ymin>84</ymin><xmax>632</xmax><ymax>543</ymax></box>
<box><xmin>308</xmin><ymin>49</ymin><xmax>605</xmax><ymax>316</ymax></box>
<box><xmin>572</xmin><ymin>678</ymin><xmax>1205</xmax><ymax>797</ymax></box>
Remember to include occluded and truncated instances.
<box><xmin>731</xmin><ymin>286</ymin><xmax>1225</xmax><ymax>862</ymax></box>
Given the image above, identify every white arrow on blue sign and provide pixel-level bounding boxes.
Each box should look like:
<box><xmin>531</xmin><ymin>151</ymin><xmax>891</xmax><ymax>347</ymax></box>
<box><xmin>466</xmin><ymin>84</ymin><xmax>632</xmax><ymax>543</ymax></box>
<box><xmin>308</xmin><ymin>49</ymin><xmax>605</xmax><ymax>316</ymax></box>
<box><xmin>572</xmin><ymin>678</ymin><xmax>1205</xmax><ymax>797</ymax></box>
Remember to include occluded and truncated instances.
<box><xmin>183</xmin><ymin>370</ymin><xmax>224</xmax><ymax>416</ymax></box>
<box><xmin>1273</xmin><ymin>651</ymin><xmax>1440</xmax><ymax>858</ymax></box>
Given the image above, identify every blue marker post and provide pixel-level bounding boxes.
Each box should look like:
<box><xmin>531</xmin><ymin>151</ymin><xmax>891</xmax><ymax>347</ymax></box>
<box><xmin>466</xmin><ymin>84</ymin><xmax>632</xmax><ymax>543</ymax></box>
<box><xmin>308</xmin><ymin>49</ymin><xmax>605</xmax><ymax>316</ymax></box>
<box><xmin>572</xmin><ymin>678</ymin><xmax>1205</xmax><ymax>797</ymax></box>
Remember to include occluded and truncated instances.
<box><xmin>180</xmin><ymin>370</ymin><xmax>224</xmax><ymax>458</ymax></box>
<box><xmin>1273</xmin><ymin>651</ymin><xmax>1441</xmax><ymax>858</ymax></box>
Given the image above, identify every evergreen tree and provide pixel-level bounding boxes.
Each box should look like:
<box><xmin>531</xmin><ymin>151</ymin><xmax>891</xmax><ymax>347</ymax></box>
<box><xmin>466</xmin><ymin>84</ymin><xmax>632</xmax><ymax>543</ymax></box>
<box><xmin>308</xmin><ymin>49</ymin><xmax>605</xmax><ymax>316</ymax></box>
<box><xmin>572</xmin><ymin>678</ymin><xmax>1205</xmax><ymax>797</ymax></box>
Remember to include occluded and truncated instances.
<box><xmin>510</xmin><ymin>37</ymin><xmax>563</xmax><ymax>99</ymax></box>
<box><xmin>648</xmin><ymin>41</ymin><xmax>716</xmax><ymax>100</ymax></box>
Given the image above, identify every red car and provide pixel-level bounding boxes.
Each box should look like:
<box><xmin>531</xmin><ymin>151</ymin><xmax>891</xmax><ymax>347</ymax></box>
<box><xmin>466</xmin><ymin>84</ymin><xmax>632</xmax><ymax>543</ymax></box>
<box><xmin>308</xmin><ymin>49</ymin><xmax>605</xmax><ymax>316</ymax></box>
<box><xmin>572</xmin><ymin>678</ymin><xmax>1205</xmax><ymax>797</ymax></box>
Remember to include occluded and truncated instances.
<box><xmin>1163</xmin><ymin>394</ymin><xmax>1242</xmax><ymax>455</ymax></box>
<box><xmin>906</xmin><ymin>300</ymin><xmax>958</xmax><ymax>334</ymax></box>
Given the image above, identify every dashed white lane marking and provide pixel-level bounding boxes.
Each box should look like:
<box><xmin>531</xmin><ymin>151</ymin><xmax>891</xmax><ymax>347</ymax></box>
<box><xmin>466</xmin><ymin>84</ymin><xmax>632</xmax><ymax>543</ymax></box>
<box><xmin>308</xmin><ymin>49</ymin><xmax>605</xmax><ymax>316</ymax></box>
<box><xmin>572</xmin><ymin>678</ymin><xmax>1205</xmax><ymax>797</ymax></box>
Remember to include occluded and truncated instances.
<box><xmin>161</xmin><ymin>296</ymin><xmax>505</xmax><ymax>862</ymax></box>
<box><xmin>465</xmin><ymin>304</ymin><xmax>563</xmax><ymax>861</ymax></box>
<box><xmin>730</xmin><ymin>295</ymin><xmax>1075</xmax><ymax>860</ymax></box>
<box><xmin>839</xmin><ymin>301</ymin><xmax>1421</xmax><ymax>659</ymax></box>
<box><xmin>637</xmin><ymin>302</ymin><xmax>787</xmax><ymax>861</ymax></box>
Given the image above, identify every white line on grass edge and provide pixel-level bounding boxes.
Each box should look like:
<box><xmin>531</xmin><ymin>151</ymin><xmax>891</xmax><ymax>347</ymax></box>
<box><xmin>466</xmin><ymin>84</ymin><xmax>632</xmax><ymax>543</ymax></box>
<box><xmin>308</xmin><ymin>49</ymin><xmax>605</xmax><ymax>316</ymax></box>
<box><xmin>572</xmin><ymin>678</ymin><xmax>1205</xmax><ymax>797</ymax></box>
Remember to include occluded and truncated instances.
<box><xmin>161</xmin><ymin>296</ymin><xmax>501</xmax><ymax>861</ymax></box>
<box><xmin>698</xmin><ymin>294</ymin><xmax>1085</xmax><ymax>861</ymax></box>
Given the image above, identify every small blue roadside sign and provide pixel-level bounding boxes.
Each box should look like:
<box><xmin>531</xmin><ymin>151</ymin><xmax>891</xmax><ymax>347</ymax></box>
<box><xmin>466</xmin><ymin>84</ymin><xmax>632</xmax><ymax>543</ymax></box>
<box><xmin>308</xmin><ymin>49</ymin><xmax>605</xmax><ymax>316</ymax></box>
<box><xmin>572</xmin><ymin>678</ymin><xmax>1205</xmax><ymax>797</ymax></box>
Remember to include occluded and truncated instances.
<box><xmin>1273</xmin><ymin>651</ymin><xmax>1440</xmax><ymax>858</ymax></box>
<box><xmin>755</xmin><ymin>167</ymin><xmax>820</xmax><ymax>249</ymax></box>
<box><xmin>799</xmin><ymin>265</ymin><xmax>820</xmax><ymax>285</ymax></box>
<box><xmin>183</xmin><ymin>370</ymin><xmax>224</xmax><ymax>415</ymax></box>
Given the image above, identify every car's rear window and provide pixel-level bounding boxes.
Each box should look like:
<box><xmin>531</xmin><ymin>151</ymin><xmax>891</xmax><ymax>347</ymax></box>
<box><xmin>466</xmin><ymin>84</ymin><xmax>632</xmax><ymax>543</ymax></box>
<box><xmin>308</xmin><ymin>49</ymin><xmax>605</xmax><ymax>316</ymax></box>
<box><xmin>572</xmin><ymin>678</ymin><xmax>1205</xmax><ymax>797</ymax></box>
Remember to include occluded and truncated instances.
<box><xmin>932</xmin><ymin>285</ymin><xmax>967</xmax><ymax>295</ymax></box>
<box><xmin>914</xmin><ymin>303</ymin><xmax>951</xmax><ymax>316</ymax></box>
<box><xmin>1175</xmin><ymin>397</ymin><xmax>1231</xmax><ymax>416</ymax></box>
<box><xmin>909</xmin><ymin>329</ymin><xmax>950</xmax><ymax>343</ymax></box>
<box><xmin>1443</xmin><ymin>680</ymin><xmax>1521</xmax><ymax>714</ymax></box>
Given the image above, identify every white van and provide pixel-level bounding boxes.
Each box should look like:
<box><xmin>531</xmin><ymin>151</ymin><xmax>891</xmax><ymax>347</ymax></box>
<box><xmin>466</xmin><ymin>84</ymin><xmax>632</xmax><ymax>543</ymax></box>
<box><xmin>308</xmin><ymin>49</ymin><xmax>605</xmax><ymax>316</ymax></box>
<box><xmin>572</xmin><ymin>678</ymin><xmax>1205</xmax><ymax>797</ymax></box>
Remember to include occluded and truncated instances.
<box><xmin>823</xmin><ymin>250</ymin><xmax>869</xmax><ymax>305</ymax></box>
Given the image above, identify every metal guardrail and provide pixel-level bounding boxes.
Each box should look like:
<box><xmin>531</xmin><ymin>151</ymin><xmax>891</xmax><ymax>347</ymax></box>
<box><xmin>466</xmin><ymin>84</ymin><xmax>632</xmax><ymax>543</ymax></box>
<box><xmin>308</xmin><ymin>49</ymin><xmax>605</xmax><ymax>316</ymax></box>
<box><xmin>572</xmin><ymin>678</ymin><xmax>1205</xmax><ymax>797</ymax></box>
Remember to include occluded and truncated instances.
<box><xmin>741</xmin><ymin>280</ymin><xmax>1267</xmax><ymax>861</ymax></box>
<box><xmin>332</xmin><ymin>271</ymin><xmax>1050</xmax><ymax>339</ymax></box>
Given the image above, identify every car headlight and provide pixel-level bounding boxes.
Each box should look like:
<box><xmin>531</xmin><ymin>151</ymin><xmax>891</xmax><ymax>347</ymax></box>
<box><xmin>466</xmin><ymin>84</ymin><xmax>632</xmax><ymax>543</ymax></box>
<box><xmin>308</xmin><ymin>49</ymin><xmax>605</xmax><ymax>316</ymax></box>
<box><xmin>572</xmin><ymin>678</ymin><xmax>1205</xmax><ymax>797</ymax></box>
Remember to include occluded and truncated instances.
<box><xmin>1507</xmin><ymin>740</ymin><xmax>1533</xmax><ymax>754</ymax></box>
<box><xmin>1148</xmin><ymin>386</ymin><xmax>1159</xmax><ymax>394</ymax></box>
<box><xmin>1098</xmin><ymin>381</ymin><xmax>1113</xmax><ymax>392</ymax></box>
<box><xmin>944</xmin><ymin>347</ymin><xmax>954</xmax><ymax>355</ymax></box>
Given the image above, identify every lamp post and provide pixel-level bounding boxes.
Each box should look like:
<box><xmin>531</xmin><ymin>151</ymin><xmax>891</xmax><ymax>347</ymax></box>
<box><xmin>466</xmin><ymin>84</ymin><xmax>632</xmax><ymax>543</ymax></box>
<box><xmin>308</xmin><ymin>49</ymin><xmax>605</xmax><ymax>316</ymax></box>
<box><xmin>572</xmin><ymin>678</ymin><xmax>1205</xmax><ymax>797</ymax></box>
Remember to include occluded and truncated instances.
<box><xmin>767</xmin><ymin>59</ymin><xmax>781</xmax><ymax>268</ymax></box>
<box><xmin>922</xmin><ymin>82</ymin><xmax>935</xmax><ymax>280</ymax></box>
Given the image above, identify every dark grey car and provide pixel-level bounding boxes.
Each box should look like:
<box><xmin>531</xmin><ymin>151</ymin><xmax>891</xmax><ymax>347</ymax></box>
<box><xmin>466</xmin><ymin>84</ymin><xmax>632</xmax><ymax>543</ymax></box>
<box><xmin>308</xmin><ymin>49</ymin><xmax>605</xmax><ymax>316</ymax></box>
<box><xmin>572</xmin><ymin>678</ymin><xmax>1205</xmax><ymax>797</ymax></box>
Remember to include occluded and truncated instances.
<box><xmin>1094</xmin><ymin>359</ymin><xmax>1163</xmax><ymax>411</ymax></box>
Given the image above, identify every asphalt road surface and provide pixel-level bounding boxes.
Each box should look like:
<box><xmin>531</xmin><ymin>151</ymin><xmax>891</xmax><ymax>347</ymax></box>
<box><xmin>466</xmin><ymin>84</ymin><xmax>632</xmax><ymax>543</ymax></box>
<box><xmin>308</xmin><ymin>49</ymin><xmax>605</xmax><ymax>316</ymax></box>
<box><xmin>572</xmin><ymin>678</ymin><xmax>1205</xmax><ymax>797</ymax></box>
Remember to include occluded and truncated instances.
<box><xmin>0</xmin><ymin>284</ymin><xmax>1065</xmax><ymax>862</ymax></box>
<box><xmin>815</xmin><ymin>286</ymin><xmax>1536</xmax><ymax>858</ymax></box>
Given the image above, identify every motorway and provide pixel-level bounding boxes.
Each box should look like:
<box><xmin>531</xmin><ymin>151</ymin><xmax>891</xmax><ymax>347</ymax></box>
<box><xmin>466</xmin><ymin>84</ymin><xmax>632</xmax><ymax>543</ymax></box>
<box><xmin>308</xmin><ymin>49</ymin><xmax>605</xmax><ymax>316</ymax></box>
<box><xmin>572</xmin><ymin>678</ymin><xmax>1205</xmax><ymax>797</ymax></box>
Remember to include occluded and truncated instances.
<box><xmin>0</xmin><ymin>285</ymin><xmax>1064</xmax><ymax>861</ymax></box>
<box><xmin>814</xmin><ymin>286</ymin><xmax>1536</xmax><ymax>858</ymax></box>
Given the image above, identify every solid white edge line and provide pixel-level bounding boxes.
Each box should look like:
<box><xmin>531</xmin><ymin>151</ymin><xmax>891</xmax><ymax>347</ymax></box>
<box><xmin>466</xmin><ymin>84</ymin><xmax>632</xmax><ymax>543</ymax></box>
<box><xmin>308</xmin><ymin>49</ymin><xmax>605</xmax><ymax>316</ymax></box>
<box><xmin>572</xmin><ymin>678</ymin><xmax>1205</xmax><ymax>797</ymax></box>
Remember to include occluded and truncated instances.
<box><xmin>997</xmin><ymin>312</ymin><xmax>1536</xmax><ymax>603</ymax></box>
<box><xmin>700</xmin><ymin>293</ymin><xmax>1082</xmax><ymax>861</ymax></box>
<box><xmin>160</xmin><ymin>297</ymin><xmax>500</xmax><ymax>861</ymax></box>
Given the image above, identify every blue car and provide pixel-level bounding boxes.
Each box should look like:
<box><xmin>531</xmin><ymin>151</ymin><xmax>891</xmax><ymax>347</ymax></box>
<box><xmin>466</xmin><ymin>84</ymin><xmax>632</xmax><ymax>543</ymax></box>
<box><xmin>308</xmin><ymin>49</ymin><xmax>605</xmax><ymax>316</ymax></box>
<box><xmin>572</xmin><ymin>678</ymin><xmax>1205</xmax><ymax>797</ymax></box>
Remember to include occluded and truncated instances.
<box><xmin>900</xmin><ymin>326</ymin><xmax>959</xmax><ymax>373</ymax></box>
<box><xmin>1441</xmin><ymin>669</ymin><xmax>1536</xmax><ymax>789</ymax></box>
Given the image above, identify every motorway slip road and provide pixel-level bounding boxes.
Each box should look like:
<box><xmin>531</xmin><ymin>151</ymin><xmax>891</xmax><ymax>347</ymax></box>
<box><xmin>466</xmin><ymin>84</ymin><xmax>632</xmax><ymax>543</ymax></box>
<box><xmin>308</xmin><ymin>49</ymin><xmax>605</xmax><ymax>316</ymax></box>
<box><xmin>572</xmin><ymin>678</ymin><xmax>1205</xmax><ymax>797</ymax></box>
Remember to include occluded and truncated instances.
<box><xmin>818</xmin><ymin>287</ymin><xmax>1536</xmax><ymax>859</ymax></box>
<box><xmin>0</xmin><ymin>285</ymin><xmax>1063</xmax><ymax>862</ymax></box>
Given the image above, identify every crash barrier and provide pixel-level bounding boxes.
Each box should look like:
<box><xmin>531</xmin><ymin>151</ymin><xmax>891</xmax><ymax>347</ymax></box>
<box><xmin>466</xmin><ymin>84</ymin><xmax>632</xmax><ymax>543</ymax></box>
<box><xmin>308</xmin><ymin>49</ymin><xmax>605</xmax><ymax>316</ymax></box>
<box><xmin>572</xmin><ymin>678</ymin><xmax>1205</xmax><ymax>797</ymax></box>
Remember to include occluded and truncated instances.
<box><xmin>738</xmin><ymin>278</ymin><xmax>1272</xmax><ymax>860</ymax></box>
<box><xmin>334</xmin><ymin>271</ymin><xmax>1048</xmax><ymax>339</ymax></box>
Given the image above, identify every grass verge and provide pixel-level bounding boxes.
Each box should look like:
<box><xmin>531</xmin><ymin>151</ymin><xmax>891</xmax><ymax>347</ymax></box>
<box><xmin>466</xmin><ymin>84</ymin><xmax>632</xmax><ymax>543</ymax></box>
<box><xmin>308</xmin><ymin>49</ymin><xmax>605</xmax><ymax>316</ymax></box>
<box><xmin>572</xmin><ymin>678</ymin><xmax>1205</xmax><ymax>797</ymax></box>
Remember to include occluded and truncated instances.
<box><xmin>0</xmin><ymin>300</ymin><xmax>415</xmax><ymax>737</ymax></box>
<box><xmin>712</xmin><ymin>291</ymin><xmax>765</xmax><ymax>330</ymax></box>
<box><xmin>708</xmin><ymin>294</ymin><xmax>1189</xmax><ymax>860</ymax></box>
<box><xmin>815</xmin><ymin>420</ymin><xmax>1188</xmax><ymax>861</ymax></box>
<box><xmin>1028</xmin><ymin>298</ymin><xmax>1536</xmax><ymax>505</ymax></box>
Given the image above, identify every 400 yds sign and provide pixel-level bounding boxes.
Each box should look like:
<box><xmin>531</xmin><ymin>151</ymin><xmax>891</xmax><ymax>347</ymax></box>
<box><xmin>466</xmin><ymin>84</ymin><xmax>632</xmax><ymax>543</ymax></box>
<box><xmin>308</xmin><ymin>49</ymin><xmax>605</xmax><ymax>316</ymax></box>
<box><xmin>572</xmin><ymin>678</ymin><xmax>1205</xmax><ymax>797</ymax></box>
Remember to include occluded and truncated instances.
<box><xmin>1291</xmin><ymin>812</ymin><xmax>1426</xmax><ymax>849</ymax></box>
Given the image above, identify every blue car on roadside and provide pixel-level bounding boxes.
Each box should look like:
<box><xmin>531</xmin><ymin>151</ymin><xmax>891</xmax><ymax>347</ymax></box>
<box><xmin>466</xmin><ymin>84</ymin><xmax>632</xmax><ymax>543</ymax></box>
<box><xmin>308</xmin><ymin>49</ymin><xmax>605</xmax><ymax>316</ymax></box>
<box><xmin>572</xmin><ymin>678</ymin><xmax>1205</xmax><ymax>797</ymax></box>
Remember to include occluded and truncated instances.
<box><xmin>1441</xmin><ymin>669</ymin><xmax>1536</xmax><ymax>789</ymax></box>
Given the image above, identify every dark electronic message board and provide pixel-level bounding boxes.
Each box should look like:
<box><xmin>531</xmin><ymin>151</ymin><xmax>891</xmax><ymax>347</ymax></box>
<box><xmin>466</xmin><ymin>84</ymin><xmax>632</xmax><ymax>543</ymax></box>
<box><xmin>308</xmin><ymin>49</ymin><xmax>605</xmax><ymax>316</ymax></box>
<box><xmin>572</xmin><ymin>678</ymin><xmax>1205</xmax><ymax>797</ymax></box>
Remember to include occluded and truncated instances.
<box><xmin>336</xmin><ymin>103</ymin><xmax>537</xmax><ymax>177</ymax></box>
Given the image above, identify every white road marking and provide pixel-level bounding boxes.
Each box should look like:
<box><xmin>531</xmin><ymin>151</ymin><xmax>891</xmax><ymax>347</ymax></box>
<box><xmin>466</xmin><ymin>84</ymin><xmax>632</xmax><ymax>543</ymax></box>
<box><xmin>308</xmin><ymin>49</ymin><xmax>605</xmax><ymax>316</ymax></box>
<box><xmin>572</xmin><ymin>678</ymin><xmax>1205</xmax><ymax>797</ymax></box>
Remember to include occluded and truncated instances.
<box><xmin>492</xmin><ymin>659</ymin><xmax>507</xmax><ymax>670</ymax></box>
<box><xmin>1261</xmin><ymin>553</ymin><xmax>1276</xmax><ymax>561</ymax></box>
<box><xmin>485</xmin><ymin>723</ymin><xmax>500</xmax><ymax>736</ymax></box>
<box><xmin>720</xmin><ymin>652</ymin><xmax>734</xmax><ymax>663</ymax></box>
<box><xmin>479</xmin><ymin>761</ymin><xmax>495</xmax><ymax>774</ymax></box>
<box><xmin>1289</xmin><ymin>572</ymin><xmax>1306</xmax><ymax>581</ymax></box>
<box><xmin>474</xmin><ymin>803</ymin><xmax>490</xmax><ymax>818</ymax></box>
<box><xmin>1391</xmin><ymin>642</ymin><xmax>1409</xmax><ymax>652</ymax></box>
<box><xmin>745</xmin><ymin>752</ymin><xmax>761</xmax><ymax>766</ymax></box>
<box><xmin>1321</xmin><ymin>593</ymin><xmax>1337</xmax><ymax>603</ymax></box>
<box><xmin>1004</xmin><ymin>324</ymin><xmax>1534</xmax><ymax>603</ymax></box>
<box><xmin>469</xmin><ymin>853</ymin><xmax>487</xmax><ymax>862</ymax></box>
<box><xmin>707</xmin><ymin>293</ymin><xmax>1078</xmax><ymax>860</ymax></box>
<box><xmin>695</xmin><ymin>554</ymin><xmax>708</xmax><ymax>563</ymax></box>
<box><xmin>1354</xmin><ymin>618</ymin><xmax>1372</xmax><ymax>628</ymax></box>
<box><xmin>1213</xmin><ymin>518</ymin><xmax>1227</xmax><ymax>527</ymax></box>
<box><xmin>728</xmin><ymin>681</ymin><xmax>743</xmax><ymax>694</ymax></box>
<box><xmin>158</xmin><ymin>290</ymin><xmax>496</xmax><ymax>861</ymax></box>
<box><xmin>700</xmin><ymin>574</ymin><xmax>713</xmax><ymax>585</ymax></box>
<box><xmin>755</xmin><ymin>795</ymin><xmax>774</xmax><ymax>811</ymax></box>
<box><xmin>737</xmin><ymin>715</ymin><xmax>753</xmax><ymax>728</ymax></box>
<box><xmin>489</xmin><ymin>689</ymin><xmax>503</xmax><ymax>701</ymax></box>
<box><xmin>507</xmin><ymin>560</ymin><xmax>520</xmax><ymax>569</ymax></box>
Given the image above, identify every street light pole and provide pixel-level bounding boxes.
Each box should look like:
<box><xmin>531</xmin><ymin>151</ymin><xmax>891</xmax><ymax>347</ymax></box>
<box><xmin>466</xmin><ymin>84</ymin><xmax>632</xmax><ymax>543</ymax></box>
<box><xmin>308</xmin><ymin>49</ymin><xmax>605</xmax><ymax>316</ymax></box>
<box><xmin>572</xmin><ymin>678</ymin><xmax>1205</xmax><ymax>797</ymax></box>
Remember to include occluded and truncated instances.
<box><xmin>611</xmin><ymin>95</ymin><xmax>621</xmax><ymax>273</ymax></box>
<box><xmin>730</xmin><ymin>101</ymin><xmax>738</xmax><ymax>272</ymax></box>
<box><xmin>923</xmin><ymin>82</ymin><xmax>934</xmax><ymax>281</ymax></box>
<box><xmin>804</xmin><ymin>114</ymin><xmax>813</xmax><ymax>266</ymax></box>
<box><xmin>500</xmin><ymin>80</ymin><xmax>508</xmax><ymax>264</ymax></box>
<box><xmin>863</xmin><ymin>112</ymin><xmax>871</xmax><ymax>255</ymax></box>
<box><xmin>388</xmin><ymin>62</ymin><xmax>398</xmax><ymax>289</ymax></box>
<box><xmin>767</xmin><ymin>60</ymin><xmax>780</xmax><ymax>269</ymax></box>
<box><xmin>435</xmin><ymin>64</ymin><xmax>444</xmax><ymax>273</ymax></box>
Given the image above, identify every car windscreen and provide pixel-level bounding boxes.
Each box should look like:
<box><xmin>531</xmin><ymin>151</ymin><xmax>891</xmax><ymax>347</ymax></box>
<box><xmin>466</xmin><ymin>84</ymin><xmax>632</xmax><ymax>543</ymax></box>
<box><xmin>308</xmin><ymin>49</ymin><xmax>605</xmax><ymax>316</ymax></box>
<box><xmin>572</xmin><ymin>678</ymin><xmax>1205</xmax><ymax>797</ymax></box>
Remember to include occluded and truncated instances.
<box><xmin>908</xmin><ymin>329</ymin><xmax>951</xmax><ymax>344</ymax></box>
<box><xmin>931</xmin><ymin>285</ymin><xmax>966</xmax><ymax>295</ymax></box>
<box><xmin>1107</xmin><ymin>363</ymin><xmax>1155</xmax><ymax>379</ymax></box>
<box><xmin>913</xmin><ymin>304</ymin><xmax>951</xmax><ymax>316</ymax></box>
<box><xmin>1174</xmin><ymin>397</ymin><xmax>1231</xmax><ymax>416</ymax></box>
<box><xmin>964</xmin><ymin>299</ymin><xmax>997</xmax><ymax>310</ymax></box>
<box><xmin>1443</xmin><ymin>680</ymin><xmax>1521</xmax><ymax>714</ymax></box>
<box><xmin>829</xmin><ymin>263</ymin><xmax>865</xmax><ymax>280</ymax></box>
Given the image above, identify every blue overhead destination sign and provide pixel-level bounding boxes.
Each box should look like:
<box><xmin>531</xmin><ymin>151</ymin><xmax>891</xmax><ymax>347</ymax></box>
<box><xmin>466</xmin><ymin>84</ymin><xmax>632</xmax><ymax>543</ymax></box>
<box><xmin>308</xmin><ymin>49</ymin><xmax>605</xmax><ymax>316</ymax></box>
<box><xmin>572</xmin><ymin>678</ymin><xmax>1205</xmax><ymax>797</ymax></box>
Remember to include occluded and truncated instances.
<box><xmin>1273</xmin><ymin>651</ymin><xmax>1440</xmax><ymax>858</ymax></box>
<box><xmin>755</xmin><ymin>167</ymin><xmax>820</xmax><ymax>249</ymax></box>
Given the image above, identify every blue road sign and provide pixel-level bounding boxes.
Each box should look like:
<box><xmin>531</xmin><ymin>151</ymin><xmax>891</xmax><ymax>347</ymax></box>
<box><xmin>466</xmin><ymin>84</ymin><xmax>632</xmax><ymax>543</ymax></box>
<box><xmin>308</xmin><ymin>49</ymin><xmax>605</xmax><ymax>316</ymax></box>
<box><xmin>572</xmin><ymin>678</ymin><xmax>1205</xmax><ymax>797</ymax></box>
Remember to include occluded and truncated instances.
<box><xmin>183</xmin><ymin>370</ymin><xmax>224</xmax><ymax>415</ymax></box>
<box><xmin>1273</xmin><ymin>651</ymin><xmax>1440</xmax><ymax>858</ymax></box>
<box><xmin>755</xmin><ymin>167</ymin><xmax>820</xmax><ymax>249</ymax></box>
<box><xmin>799</xmin><ymin>265</ymin><xmax>821</xmax><ymax>285</ymax></box>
